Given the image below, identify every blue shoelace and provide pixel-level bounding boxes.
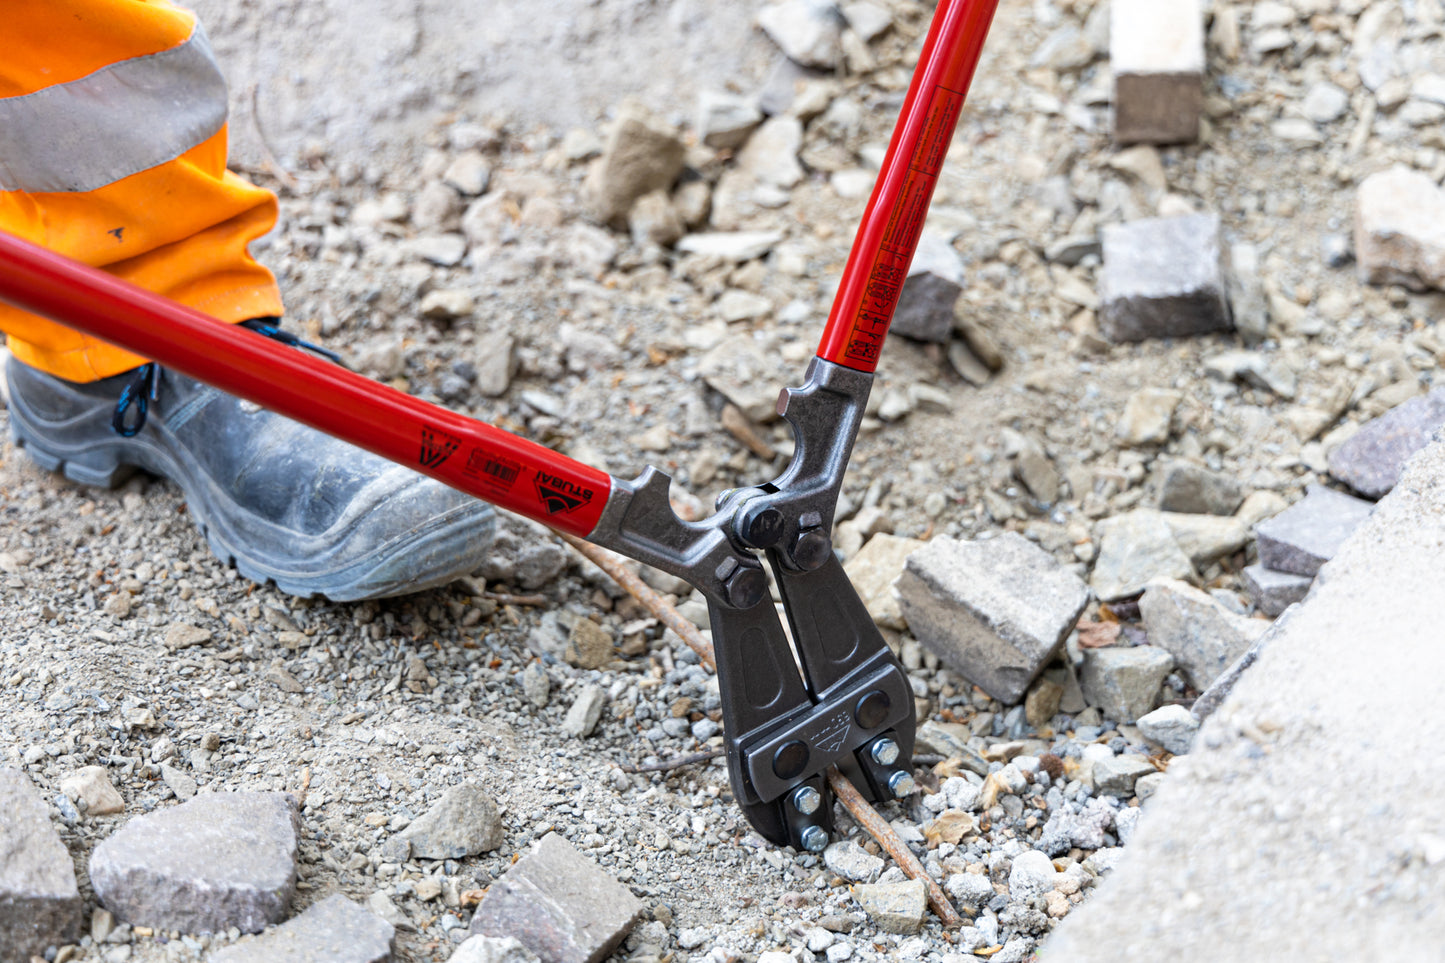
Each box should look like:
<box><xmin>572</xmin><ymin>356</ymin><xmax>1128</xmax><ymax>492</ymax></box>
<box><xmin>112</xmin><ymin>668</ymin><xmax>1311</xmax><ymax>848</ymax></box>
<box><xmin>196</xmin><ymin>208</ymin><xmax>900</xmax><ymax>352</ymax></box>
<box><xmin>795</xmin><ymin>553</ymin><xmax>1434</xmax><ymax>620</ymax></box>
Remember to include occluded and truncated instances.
<box><xmin>110</xmin><ymin>317</ymin><xmax>342</xmax><ymax>437</ymax></box>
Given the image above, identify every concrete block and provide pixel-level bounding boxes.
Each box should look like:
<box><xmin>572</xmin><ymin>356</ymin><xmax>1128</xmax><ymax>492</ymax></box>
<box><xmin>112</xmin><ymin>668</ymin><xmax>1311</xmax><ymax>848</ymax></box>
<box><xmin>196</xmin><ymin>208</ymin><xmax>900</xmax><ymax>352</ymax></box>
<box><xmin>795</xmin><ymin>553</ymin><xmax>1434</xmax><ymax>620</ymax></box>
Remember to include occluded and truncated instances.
<box><xmin>470</xmin><ymin>833</ymin><xmax>644</xmax><ymax>963</ymax></box>
<box><xmin>897</xmin><ymin>533</ymin><xmax>1090</xmax><ymax>704</ymax></box>
<box><xmin>1139</xmin><ymin>579</ymin><xmax>1268</xmax><ymax>690</ymax></box>
<box><xmin>1111</xmin><ymin>0</ymin><xmax>1204</xmax><ymax>143</ymax></box>
<box><xmin>1078</xmin><ymin>645</ymin><xmax>1175</xmax><ymax>723</ymax></box>
<box><xmin>1255</xmin><ymin>484</ymin><xmax>1374</xmax><ymax>577</ymax></box>
<box><xmin>1099</xmin><ymin>214</ymin><xmax>1231</xmax><ymax>342</ymax></box>
<box><xmin>1328</xmin><ymin>387</ymin><xmax>1445</xmax><ymax>499</ymax></box>
<box><xmin>0</xmin><ymin>768</ymin><xmax>82</xmax><ymax>961</ymax></box>
<box><xmin>1355</xmin><ymin>165</ymin><xmax>1445</xmax><ymax>291</ymax></box>
<box><xmin>210</xmin><ymin>895</ymin><xmax>394</xmax><ymax>963</ymax></box>
<box><xmin>1242</xmin><ymin>564</ymin><xmax>1312</xmax><ymax>617</ymax></box>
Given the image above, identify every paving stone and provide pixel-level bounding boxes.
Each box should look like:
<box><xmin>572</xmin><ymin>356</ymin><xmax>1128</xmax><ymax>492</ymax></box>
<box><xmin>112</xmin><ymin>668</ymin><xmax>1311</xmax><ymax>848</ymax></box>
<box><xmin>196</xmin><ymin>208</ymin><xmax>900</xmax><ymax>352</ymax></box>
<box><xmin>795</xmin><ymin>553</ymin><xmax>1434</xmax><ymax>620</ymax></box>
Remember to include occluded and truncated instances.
<box><xmin>1156</xmin><ymin>461</ymin><xmax>1243</xmax><ymax>515</ymax></box>
<box><xmin>1078</xmin><ymin>645</ymin><xmax>1175</xmax><ymax>723</ymax></box>
<box><xmin>61</xmin><ymin>765</ymin><xmax>124</xmax><ymax>816</ymax></box>
<box><xmin>561</xmin><ymin>685</ymin><xmax>606</xmax><ymax>739</ymax></box>
<box><xmin>450</xmin><ymin>936</ymin><xmax>541</xmax><ymax>963</ymax></box>
<box><xmin>1100</xmin><ymin>214</ymin><xmax>1229</xmax><ymax>342</ymax></box>
<box><xmin>399</xmin><ymin>784</ymin><xmax>504</xmax><ymax>860</ymax></box>
<box><xmin>1327</xmin><ymin>388</ymin><xmax>1445</xmax><ymax>499</ymax></box>
<box><xmin>1111</xmin><ymin>0</ymin><xmax>1204</xmax><ymax>143</ymax></box>
<box><xmin>897</xmin><ymin>533</ymin><xmax>1090</xmax><ymax>704</ymax></box>
<box><xmin>1242</xmin><ymin>564</ymin><xmax>1313</xmax><ymax>618</ymax></box>
<box><xmin>209</xmin><ymin>895</ymin><xmax>394</xmax><ymax>963</ymax></box>
<box><xmin>696</xmin><ymin>91</ymin><xmax>763</xmax><ymax>151</ymax></box>
<box><xmin>1254</xmin><ymin>485</ymin><xmax>1374</xmax><ymax>577</ymax></box>
<box><xmin>823</xmin><ymin>840</ymin><xmax>884</xmax><ymax>883</ymax></box>
<box><xmin>0</xmin><ymin>767</ymin><xmax>82</xmax><ymax>961</ymax></box>
<box><xmin>1136</xmin><ymin>704</ymin><xmax>1199</xmax><ymax>755</ymax></box>
<box><xmin>1116</xmin><ymin>388</ymin><xmax>1182</xmax><ymax>446</ymax></box>
<box><xmin>1138</xmin><ymin>579</ymin><xmax>1268</xmax><ymax>690</ymax></box>
<box><xmin>1093</xmin><ymin>754</ymin><xmax>1157</xmax><ymax>797</ymax></box>
<box><xmin>469</xmin><ymin>832</ymin><xmax>643</xmax><ymax>963</ymax></box>
<box><xmin>891</xmin><ymin>232</ymin><xmax>964</xmax><ymax>344</ymax></box>
<box><xmin>842</xmin><ymin>533</ymin><xmax>924</xmax><ymax>631</ymax></box>
<box><xmin>757</xmin><ymin>0</ymin><xmax>844</xmax><ymax>69</ymax></box>
<box><xmin>584</xmin><ymin>100</ymin><xmax>686</xmax><ymax>226</ymax></box>
<box><xmin>1090</xmin><ymin>510</ymin><xmax>1195</xmax><ymax>602</ymax></box>
<box><xmin>850</xmin><ymin>879</ymin><xmax>926</xmax><ymax>935</ymax></box>
<box><xmin>1355</xmin><ymin>165</ymin><xmax>1445</xmax><ymax>291</ymax></box>
<box><xmin>89</xmin><ymin>792</ymin><xmax>299</xmax><ymax>934</ymax></box>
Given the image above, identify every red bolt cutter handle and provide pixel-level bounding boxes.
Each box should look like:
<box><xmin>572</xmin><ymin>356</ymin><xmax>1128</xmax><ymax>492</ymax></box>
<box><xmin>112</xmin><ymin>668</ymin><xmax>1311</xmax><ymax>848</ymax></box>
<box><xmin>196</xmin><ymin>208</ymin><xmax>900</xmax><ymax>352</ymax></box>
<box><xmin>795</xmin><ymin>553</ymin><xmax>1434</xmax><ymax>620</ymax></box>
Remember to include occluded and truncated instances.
<box><xmin>0</xmin><ymin>229</ymin><xmax>612</xmax><ymax>538</ymax></box>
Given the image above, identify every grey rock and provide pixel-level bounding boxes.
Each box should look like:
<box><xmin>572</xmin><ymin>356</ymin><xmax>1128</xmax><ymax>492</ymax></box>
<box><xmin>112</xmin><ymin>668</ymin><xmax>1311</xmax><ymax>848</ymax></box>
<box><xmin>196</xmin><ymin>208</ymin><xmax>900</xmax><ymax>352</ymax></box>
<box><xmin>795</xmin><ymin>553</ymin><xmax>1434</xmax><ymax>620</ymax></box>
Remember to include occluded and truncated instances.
<box><xmin>823</xmin><ymin>840</ymin><xmax>884</xmax><ymax>883</ymax></box>
<box><xmin>1242</xmin><ymin>564</ymin><xmax>1312</xmax><ymax>618</ymax></box>
<box><xmin>1111</xmin><ymin>0</ymin><xmax>1204</xmax><ymax>143</ymax></box>
<box><xmin>1203</xmin><ymin>350</ymin><xmax>1297</xmax><ymax>399</ymax></box>
<box><xmin>1099</xmin><ymin>214</ymin><xmax>1230</xmax><ymax>342</ymax></box>
<box><xmin>850</xmin><ymin>880</ymin><xmax>926</xmax><ymax>935</ymax></box>
<box><xmin>160</xmin><ymin>765</ymin><xmax>197</xmax><ymax>801</ymax></box>
<box><xmin>1135</xmin><ymin>771</ymin><xmax>1167</xmax><ymax>802</ymax></box>
<box><xmin>1037</xmin><ymin>798</ymin><xmax>1115</xmax><ymax>856</ymax></box>
<box><xmin>1138</xmin><ymin>579</ymin><xmax>1268</xmax><ymax>690</ymax></box>
<box><xmin>1189</xmin><ymin>610</ymin><xmax>1283</xmax><ymax>724</ymax></box>
<box><xmin>698</xmin><ymin>334</ymin><xmax>788</xmax><ymax>423</ymax></box>
<box><xmin>89</xmin><ymin>792</ymin><xmax>299</xmax><ymax>934</ymax></box>
<box><xmin>1327</xmin><ymin>388</ymin><xmax>1445</xmax><ymax>499</ymax></box>
<box><xmin>469</xmin><ymin>833</ymin><xmax>644</xmax><ymax>963</ymax></box>
<box><xmin>757</xmin><ymin>0</ymin><xmax>844</xmax><ymax>69</ymax></box>
<box><xmin>474</xmin><ymin>333</ymin><xmax>517</xmax><ymax>398</ymax></box>
<box><xmin>1116</xmin><ymin>388</ymin><xmax>1182</xmax><ymax>446</ymax></box>
<box><xmin>61</xmin><ymin>765</ymin><xmax>124</xmax><ymax>815</ymax></box>
<box><xmin>561</xmin><ymin>685</ymin><xmax>606</xmax><ymax>738</ymax></box>
<box><xmin>408</xmin><ymin>234</ymin><xmax>468</xmax><ymax>267</ymax></box>
<box><xmin>1078</xmin><ymin>645</ymin><xmax>1175</xmax><ymax>723</ymax></box>
<box><xmin>897</xmin><ymin>533</ymin><xmax>1090</xmax><ymax>704</ymax></box>
<box><xmin>628</xmin><ymin>190</ymin><xmax>684</xmax><ymax>248</ymax></box>
<box><xmin>841</xmin><ymin>1</ymin><xmax>892</xmax><ymax>41</ymax></box>
<box><xmin>944</xmin><ymin>871</ymin><xmax>996</xmax><ymax>912</ymax></box>
<box><xmin>476</xmin><ymin>517</ymin><xmax>568</xmax><ymax>590</ymax></box>
<box><xmin>412</xmin><ymin>181</ymin><xmax>461</xmax><ymax>231</ymax></box>
<box><xmin>1007</xmin><ymin>851</ymin><xmax>1057</xmax><ymax>901</ymax></box>
<box><xmin>420</xmin><ymin>289</ymin><xmax>476</xmax><ymax>322</ymax></box>
<box><xmin>696</xmin><ymin>91</ymin><xmax>763</xmax><ymax>150</ymax></box>
<box><xmin>1156</xmin><ymin>461</ymin><xmax>1243</xmax><ymax>515</ymax></box>
<box><xmin>1091</xmin><ymin>510</ymin><xmax>1195</xmax><ymax>602</ymax></box>
<box><xmin>366</xmin><ymin>892</ymin><xmax>411</xmax><ymax>932</ymax></box>
<box><xmin>891</xmin><ymin>232</ymin><xmax>964</xmax><ymax>344</ymax></box>
<box><xmin>450</xmin><ymin>936</ymin><xmax>541</xmax><ymax>963</ymax></box>
<box><xmin>0</xmin><ymin>767</ymin><xmax>82</xmax><ymax>960</ymax></box>
<box><xmin>520</xmin><ymin>662</ymin><xmax>550</xmax><ymax>709</ymax></box>
<box><xmin>209</xmin><ymin>895</ymin><xmax>394</xmax><ymax>963</ymax></box>
<box><xmin>1093</xmin><ymin>755</ymin><xmax>1156</xmax><ymax>797</ymax></box>
<box><xmin>1046</xmin><ymin>234</ymin><xmax>1102</xmax><ymax>266</ymax></box>
<box><xmin>1302</xmin><ymin>82</ymin><xmax>1350</xmax><ymax>123</ymax></box>
<box><xmin>912</xmin><ymin>721</ymin><xmax>991</xmax><ymax>776</ymax></box>
<box><xmin>736</xmin><ymin>115</ymin><xmax>805</xmax><ymax>189</ymax></box>
<box><xmin>1226</xmin><ymin>241</ymin><xmax>1269</xmax><ymax>343</ymax></box>
<box><xmin>1255</xmin><ymin>485</ymin><xmax>1374</xmax><ymax>577</ymax></box>
<box><xmin>443</xmin><ymin>152</ymin><xmax>492</xmax><ymax>197</ymax></box>
<box><xmin>1160</xmin><ymin>512</ymin><xmax>1251</xmax><ymax>567</ymax></box>
<box><xmin>842</xmin><ymin>533</ymin><xmax>925</xmax><ymax>631</ymax></box>
<box><xmin>584</xmin><ymin>101</ymin><xmax>686</xmax><ymax>226</ymax></box>
<box><xmin>399</xmin><ymin>784</ymin><xmax>504</xmax><ymax>860</ymax></box>
<box><xmin>675</xmin><ymin>231</ymin><xmax>783</xmax><ymax>261</ymax></box>
<box><xmin>1355</xmin><ymin>165</ymin><xmax>1445</xmax><ymax>291</ymax></box>
<box><xmin>1136</xmin><ymin>704</ymin><xmax>1199</xmax><ymax>755</ymax></box>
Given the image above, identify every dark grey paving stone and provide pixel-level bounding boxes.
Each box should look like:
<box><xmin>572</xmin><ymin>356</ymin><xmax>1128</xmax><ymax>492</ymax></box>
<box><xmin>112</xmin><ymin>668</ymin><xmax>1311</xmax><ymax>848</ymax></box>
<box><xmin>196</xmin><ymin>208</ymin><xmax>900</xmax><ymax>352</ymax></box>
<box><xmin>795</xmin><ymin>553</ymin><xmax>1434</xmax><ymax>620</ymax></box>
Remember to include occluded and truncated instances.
<box><xmin>1255</xmin><ymin>485</ymin><xmax>1374</xmax><ymax>577</ymax></box>
<box><xmin>1328</xmin><ymin>388</ymin><xmax>1445</xmax><ymax>499</ymax></box>
<box><xmin>0</xmin><ymin>767</ymin><xmax>82</xmax><ymax>961</ymax></box>
<box><xmin>1099</xmin><ymin>213</ymin><xmax>1230</xmax><ymax>342</ymax></box>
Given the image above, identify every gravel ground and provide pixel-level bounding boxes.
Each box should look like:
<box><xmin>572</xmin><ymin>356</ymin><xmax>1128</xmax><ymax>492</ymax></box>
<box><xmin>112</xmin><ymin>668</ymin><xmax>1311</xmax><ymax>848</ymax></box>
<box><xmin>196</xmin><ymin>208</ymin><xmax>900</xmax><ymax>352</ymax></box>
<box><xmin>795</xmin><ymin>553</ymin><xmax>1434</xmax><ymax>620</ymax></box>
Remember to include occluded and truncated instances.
<box><xmin>4</xmin><ymin>0</ymin><xmax>1444</xmax><ymax>961</ymax></box>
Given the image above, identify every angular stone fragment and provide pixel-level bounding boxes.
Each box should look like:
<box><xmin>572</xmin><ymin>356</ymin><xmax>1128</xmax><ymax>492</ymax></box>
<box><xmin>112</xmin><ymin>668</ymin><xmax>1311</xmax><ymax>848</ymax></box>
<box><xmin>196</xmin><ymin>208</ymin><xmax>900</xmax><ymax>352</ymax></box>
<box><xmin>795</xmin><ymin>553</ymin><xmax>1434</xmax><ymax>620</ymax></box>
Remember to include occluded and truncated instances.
<box><xmin>61</xmin><ymin>765</ymin><xmax>124</xmax><ymax>816</ymax></box>
<box><xmin>698</xmin><ymin>334</ymin><xmax>788</xmax><ymax>424</ymax></box>
<box><xmin>399</xmin><ymin>784</ymin><xmax>504</xmax><ymax>860</ymax></box>
<box><xmin>1355</xmin><ymin>165</ymin><xmax>1445</xmax><ymax>291</ymax></box>
<box><xmin>675</xmin><ymin>231</ymin><xmax>782</xmax><ymax>262</ymax></box>
<box><xmin>451</xmin><ymin>936</ymin><xmax>541</xmax><ymax>963</ymax></box>
<box><xmin>1226</xmin><ymin>241</ymin><xmax>1269</xmax><ymax>343</ymax></box>
<box><xmin>1136</xmin><ymin>704</ymin><xmax>1199</xmax><ymax>755</ymax></box>
<box><xmin>565</xmin><ymin>619</ymin><xmax>614</xmax><ymax>670</ymax></box>
<box><xmin>469</xmin><ymin>833</ymin><xmax>643</xmax><ymax>963</ymax></box>
<box><xmin>1093</xmin><ymin>754</ymin><xmax>1157</xmax><ymax>797</ymax></box>
<box><xmin>1116</xmin><ymin>388</ymin><xmax>1182</xmax><ymax>446</ymax></box>
<box><xmin>0</xmin><ymin>767</ymin><xmax>82</xmax><ymax>961</ymax></box>
<box><xmin>89</xmin><ymin>792</ymin><xmax>299</xmax><ymax>934</ymax></box>
<box><xmin>823</xmin><ymin>839</ymin><xmax>884</xmax><ymax>883</ymax></box>
<box><xmin>757</xmin><ymin>0</ymin><xmax>844</xmax><ymax>69</ymax></box>
<box><xmin>1078</xmin><ymin>645</ymin><xmax>1174</xmax><ymax>723</ymax></box>
<box><xmin>843</xmin><ymin>533</ymin><xmax>925</xmax><ymax>630</ymax></box>
<box><xmin>696</xmin><ymin>91</ymin><xmax>763</xmax><ymax>151</ymax></box>
<box><xmin>1090</xmin><ymin>510</ymin><xmax>1194</xmax><ymax>601</ymax></box>
<box><xmin>1111</xmin><ymin>0</ymin><xmax>1204</xmax><ymax>144</ymax></box>
<box><xmin>1099</xmin><ymin>214</ymin><xmax>1230</xmax><ymax>342</ymax></box>
<box><xmin>1160</xmin><ymin>512</ymin><xmax>1250</xmax><ymax>567</ymax></box>
<box><xmin>897</xmin><ymin>533</ymin><xmax>1090</xmax><ymax>704</ymax></box>
<box><xmin>561</xmin><ymin>685</ymin><xmax>606</xmax><ymax>739</ymax></box>
<box><xmin>209</xmin><ymin>895</ymin><xmax>394</xmax><ymax>963</ymax></box>
<box><xmin>1254</xmin><ymin>485</ymin><xmax>1374</xmax><ymax>577</ymax></box>
<box><xmin>1327</xmin><ymin>388</ymin><xmax>1445</xmax><ymax>498</ymax></box>
<box><xmin>891</xmin><ymin>233</ymin><xmax>964</xmax><ymax>344</ymax></box>
<box><xmin>584</xmin><ymin>101</ymin><xmax>686</xmax><ymax>226</ymax></box>
<box><xmin>912</xmin><ymin>721</ymin><xmax>991</xmax><ymax>776</ymax></box>
<box><xmin>1156</xmin><ymin>461</ymin><xmax>1243</xmax><ymax>515</ymax></box>
<box><xmin>1138</xmin><ymin>578</ymin><xmax>1267</xmax><ymax>690</ymax></box>
<box><xmin>850</xmin><ymin>879</ymin><xmax>926</xmax><ymax>935</ymax></box>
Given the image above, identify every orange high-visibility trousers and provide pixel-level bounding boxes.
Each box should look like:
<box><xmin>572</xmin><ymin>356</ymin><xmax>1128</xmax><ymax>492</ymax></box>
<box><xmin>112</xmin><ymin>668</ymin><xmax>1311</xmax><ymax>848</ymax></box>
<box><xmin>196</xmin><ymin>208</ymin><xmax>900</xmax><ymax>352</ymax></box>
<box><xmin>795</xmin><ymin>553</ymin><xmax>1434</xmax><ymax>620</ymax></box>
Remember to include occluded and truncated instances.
<box><xmin>0</xmin><ymin>0</ymin><xmax>283</xmax><ymax>382</ymax></box>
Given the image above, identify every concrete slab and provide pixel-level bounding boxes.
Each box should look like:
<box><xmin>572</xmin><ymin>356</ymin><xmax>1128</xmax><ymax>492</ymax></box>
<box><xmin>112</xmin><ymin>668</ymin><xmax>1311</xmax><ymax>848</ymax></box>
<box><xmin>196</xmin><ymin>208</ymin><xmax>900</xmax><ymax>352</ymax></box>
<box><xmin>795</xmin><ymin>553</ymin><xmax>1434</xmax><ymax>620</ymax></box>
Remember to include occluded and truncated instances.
<box><xmin>1044</xmin><ymin>439</ymin><xmax>1445</xmax><ymax>959</ymax></box>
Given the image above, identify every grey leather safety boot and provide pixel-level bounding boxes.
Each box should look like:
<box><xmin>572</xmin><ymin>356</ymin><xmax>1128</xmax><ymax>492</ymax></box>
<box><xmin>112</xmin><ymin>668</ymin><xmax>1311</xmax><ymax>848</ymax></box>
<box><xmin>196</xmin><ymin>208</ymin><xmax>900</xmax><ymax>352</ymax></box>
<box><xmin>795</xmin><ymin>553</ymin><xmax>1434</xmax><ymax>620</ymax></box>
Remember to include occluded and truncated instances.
<box><xmin>5</xmin><ymin>352</ymin><xmax>496</xmax><ymax>601</ymax></box>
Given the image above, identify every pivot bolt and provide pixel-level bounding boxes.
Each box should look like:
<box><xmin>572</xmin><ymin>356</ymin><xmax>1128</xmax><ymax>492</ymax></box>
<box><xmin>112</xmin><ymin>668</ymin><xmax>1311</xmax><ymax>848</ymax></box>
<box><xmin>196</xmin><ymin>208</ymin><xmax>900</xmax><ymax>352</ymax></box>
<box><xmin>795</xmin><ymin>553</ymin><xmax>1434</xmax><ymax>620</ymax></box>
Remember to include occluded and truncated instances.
<box><xmin>790</xmin><ymin>785</ymin><xmax>822</xmax><ymax>815</ymax></box>
<box><xmin>736</xmin><ymin>501</ymin><xmax>786</xmax><ymax>549</ymax></box>
<box><xmin>869</xmin><ymin>738</ymin><xmax>900</xmax><ymax>766</ymax></box>
<box><xmin>888</xmin><ymin>771</ymin><xmax>916</xmax><ymax>798</ymax></box>
<box><xmin>800</xmin><ymin>825</ymin><xmax>829</xmax><ymax>852</ymax></box>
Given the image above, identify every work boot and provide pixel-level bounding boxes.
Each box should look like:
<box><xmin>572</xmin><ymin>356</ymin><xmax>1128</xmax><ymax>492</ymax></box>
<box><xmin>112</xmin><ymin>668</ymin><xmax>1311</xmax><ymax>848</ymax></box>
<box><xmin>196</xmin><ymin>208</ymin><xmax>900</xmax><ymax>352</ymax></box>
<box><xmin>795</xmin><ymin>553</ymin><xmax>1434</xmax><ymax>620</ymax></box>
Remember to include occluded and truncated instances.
<box><xmin>4</xmin><ymin>342</ymin><xmax>496</xmax><ymax>601</ymax></box>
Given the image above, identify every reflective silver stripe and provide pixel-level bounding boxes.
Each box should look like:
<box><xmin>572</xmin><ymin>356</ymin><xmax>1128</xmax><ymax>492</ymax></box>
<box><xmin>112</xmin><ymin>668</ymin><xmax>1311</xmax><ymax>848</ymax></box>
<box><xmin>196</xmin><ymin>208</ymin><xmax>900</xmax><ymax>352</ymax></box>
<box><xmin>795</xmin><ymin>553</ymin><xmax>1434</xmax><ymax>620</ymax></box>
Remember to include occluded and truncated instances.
<box><xmin>0</xmin><ymin>25</ymin><xmax>227</xmax><ymax>194</ymax></box>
